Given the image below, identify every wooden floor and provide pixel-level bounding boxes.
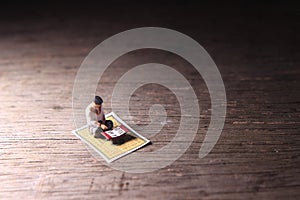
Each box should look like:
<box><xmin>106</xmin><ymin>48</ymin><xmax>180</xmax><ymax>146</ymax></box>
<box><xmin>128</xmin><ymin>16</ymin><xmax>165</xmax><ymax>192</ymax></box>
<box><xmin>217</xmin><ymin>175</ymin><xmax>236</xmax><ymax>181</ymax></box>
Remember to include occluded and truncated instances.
<box><xmin>0</xmin><ymin>2</ymin><xmax>299</xmax><ymax>199</ymax></box>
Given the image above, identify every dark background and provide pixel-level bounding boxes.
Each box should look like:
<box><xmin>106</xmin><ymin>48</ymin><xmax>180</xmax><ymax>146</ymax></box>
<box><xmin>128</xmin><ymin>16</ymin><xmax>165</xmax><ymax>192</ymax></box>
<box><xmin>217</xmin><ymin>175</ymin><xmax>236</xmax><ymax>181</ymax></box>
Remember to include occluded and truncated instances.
<box><xmin>0</xmin><ymin>1</ymin><xmax>299</xmax><ymax>199</ymax></box>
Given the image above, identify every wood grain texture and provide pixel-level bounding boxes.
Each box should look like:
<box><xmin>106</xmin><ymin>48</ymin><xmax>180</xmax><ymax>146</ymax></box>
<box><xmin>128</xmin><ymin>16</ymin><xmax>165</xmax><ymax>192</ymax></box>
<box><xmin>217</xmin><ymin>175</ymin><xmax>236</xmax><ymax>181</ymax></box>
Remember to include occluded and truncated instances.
<box><xmin>0</xmin><ymin>2</ymin><xmax>299</xmax><ymax>199</ymax></box>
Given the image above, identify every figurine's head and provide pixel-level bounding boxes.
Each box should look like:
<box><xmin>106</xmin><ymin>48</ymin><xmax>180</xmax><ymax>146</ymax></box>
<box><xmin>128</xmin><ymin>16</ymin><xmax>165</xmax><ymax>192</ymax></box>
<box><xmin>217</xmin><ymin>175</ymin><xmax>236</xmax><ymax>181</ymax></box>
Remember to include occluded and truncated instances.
<box><xmin>93</xmin><ymin>96</ymin><xmax>103</xmax><ymax>109</ymax></box>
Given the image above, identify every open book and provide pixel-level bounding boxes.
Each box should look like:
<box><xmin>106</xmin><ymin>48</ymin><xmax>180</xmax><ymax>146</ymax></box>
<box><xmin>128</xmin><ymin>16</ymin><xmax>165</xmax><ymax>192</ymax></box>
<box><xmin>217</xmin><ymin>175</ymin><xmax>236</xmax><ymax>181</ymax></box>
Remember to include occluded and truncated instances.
<box><xmin>102</xmin><ymin>125</ymin><xmax>129</xmax><ymax>139</ymax></box>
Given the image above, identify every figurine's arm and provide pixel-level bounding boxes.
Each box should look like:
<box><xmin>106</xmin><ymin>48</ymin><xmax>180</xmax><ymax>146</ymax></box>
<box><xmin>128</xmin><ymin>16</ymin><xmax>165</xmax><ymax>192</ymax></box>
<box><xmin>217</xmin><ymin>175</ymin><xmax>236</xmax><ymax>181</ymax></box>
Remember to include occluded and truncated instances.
<box><xmin>85</xmin><ymin>103</ymin><xmax>98</xmax><ymax>126</ymax></box>
<box><xmin>100</xmin><ymin>111</ymin><xmax>105</xmax><ymax>123</ymax></box>
<box><xmin>97</xmin><ymin>112</ymin><xmax>108</xmax><ymax>130</ymax></box>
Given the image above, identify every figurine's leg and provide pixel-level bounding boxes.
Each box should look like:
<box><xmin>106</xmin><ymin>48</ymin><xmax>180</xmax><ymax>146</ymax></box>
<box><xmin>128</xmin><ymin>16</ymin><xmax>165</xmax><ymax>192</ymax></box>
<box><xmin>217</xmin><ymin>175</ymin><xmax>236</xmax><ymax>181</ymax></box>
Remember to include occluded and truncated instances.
<box><xmin>93</xmin><ymin>127</ymin><xmax>104</xmax><ymax>138</ymax></box>
<box><xmin>88</xmin><ymin>124</ymin><xmax>97</xmax><ymax>135</ymax></box>
<box><xmin>88</xmin><ymin>125</ymin><xmax>94</xmax><ymax>134</ymax></box>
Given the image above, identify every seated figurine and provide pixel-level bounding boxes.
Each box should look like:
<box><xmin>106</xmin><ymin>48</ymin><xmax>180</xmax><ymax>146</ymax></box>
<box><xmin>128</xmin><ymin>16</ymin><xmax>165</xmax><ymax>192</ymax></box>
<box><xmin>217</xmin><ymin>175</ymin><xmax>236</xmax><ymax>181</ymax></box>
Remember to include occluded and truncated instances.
<box><xmin>85</xmin><ymin>96</ymin><xmax>113</xmax><ymax>138</ymax></box>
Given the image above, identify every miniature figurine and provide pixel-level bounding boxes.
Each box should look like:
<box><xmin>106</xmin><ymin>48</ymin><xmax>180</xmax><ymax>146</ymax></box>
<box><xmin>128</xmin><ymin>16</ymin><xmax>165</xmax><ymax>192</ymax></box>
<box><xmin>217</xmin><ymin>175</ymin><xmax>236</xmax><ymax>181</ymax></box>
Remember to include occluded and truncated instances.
<box><xmin>86</xmin><ymin>96</ymin><xmax>113</xmax><ymax>138</ymax></box>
